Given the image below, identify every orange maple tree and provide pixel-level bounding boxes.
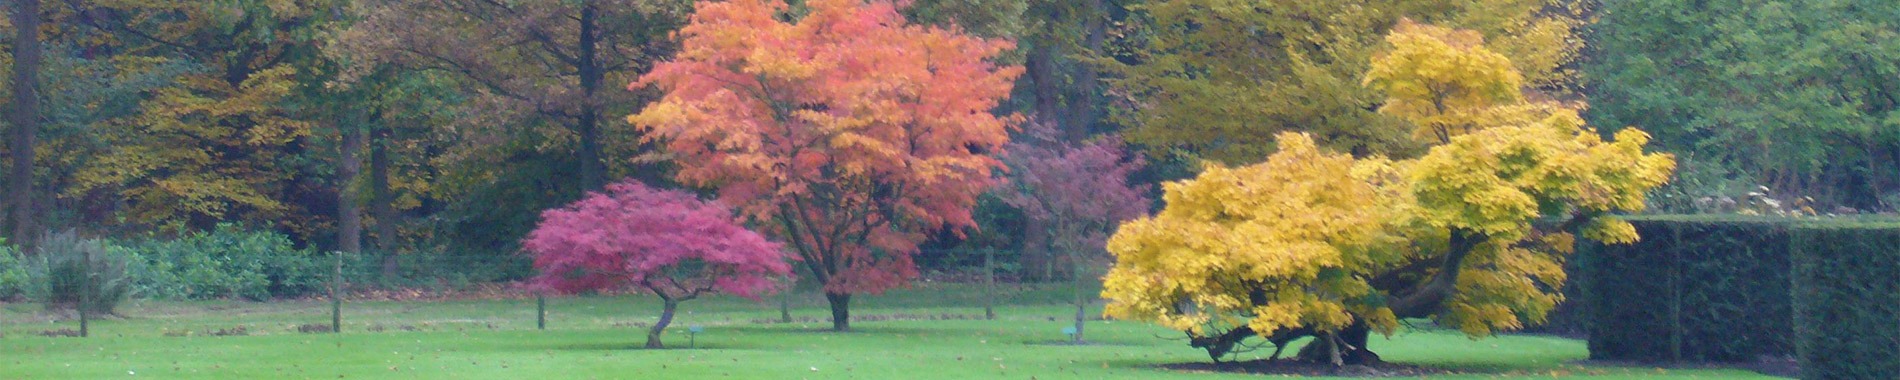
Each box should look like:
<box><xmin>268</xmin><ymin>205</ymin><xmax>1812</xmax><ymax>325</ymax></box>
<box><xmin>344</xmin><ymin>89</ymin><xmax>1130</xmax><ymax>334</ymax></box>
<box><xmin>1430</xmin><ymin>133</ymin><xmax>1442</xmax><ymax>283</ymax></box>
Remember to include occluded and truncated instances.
<box><xmin>629</xmin><ymin>0</ymin><xmax>1023</xmax><ymax>331</ymax></box>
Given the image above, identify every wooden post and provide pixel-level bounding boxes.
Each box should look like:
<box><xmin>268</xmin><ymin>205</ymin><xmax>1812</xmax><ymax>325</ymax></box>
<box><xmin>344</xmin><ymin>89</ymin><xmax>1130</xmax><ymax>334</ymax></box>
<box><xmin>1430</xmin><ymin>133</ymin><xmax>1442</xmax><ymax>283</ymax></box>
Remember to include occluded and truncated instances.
<box><xmin>537</xmin><ymin>294</ymin><xmax>547</xmax><ymax>330</ymax></box>
<box><xmin>79</xmin><ymin>247</ymin><xmax>90</xmax><ymax>338</ymax></box>
<box><xmin>332</xmin><ymin>252</ymin><xmax>343</xmax><ymax>333</ymax></box>
<box><xmin>984</xmin><ymin>248</ymin><xmax>996</xmax><ymax>320</ymax></box>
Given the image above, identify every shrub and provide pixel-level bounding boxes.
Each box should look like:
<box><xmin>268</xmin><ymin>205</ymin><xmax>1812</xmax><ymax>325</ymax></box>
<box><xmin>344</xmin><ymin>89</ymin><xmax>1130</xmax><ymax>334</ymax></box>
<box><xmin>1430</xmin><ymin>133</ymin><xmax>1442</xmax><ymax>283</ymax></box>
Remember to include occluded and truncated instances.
<box><xmin>1578</xmin><ymin>215</ymin><xmax>1795</xmax><ymax>362</ymax></box>
<box><xmin>125</xmin><ymin>224</ymin><xmax>323</xmax><ymax>300</ymax></box>
<box><xmin>0</xmin><ymin>244</ymin><xmax>29</xmax><ymax>301</ymax></box>
<box><xmin>1790</xmin><ymin>223</ymin><xmax>1900</xmax><ymax>380</ymax></box>
<box><xmin>32</xmin><ymin>232</ymin><xmax>133</xmax><ymax>315</ymax></box>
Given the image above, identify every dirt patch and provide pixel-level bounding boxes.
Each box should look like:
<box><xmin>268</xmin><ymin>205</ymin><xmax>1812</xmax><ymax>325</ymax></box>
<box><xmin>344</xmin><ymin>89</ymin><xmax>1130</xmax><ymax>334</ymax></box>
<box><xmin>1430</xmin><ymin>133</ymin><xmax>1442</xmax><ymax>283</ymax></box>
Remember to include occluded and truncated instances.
<box><xmin>1161</xmin><ymin>359</ymin><xmax>1451</xmax><ymax>377</ymax></box>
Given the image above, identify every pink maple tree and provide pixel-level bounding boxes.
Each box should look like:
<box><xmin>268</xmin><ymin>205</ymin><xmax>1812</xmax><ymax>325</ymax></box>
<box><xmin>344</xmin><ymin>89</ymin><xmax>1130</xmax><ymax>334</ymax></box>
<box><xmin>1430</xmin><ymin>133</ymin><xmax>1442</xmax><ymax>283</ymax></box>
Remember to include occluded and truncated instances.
<box><xmin>628</xmin><ymin>0</ymin><xmax>1022</xmax><ymax>331</ymax></box>
<box><xmin>526</xmin><ymin>180</ymin><xmax>792</xmax><ymax>348</ymax></box>
<box><xmin>997</xmin><ymin>127</ymin><xmax>1152</xmax><ymax>342</ymax></box>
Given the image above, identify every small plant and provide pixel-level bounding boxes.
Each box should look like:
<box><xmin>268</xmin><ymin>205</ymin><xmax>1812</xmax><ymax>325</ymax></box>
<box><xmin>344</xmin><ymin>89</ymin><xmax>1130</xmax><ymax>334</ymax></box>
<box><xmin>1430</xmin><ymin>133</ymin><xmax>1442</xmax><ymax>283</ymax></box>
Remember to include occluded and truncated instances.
<box><xmin>0</xmin><ymin>243</ymin><xmax>29</xmax><ymax>301</ymax></box>
<box><xmin>34</xmin><ymin>231</ymin><xmax>131</xmax><ymax>316</ymax></box>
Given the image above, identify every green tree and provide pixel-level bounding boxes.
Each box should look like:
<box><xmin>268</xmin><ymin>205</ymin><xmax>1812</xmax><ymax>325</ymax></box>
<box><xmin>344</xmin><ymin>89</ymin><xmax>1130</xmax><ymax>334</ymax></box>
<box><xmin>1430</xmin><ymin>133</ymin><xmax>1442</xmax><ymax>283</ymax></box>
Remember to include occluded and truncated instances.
<box><xmin>1586</xmin><ymin>0</ymin><xmax>1900</xmax><ymax>210</ymax></box>
<box><xmin>1104</xmin><ymin>0</ymin><xmax>1589</xmax><ymax>163</ymax></box>
<box><xmin>338</xmin><ymin>0</ymin><xmax>689</xmax><ymax>192</ymax></box>
<box><xmin>48</xmin><ymin>1</ymin><xmax>345</xmax><ymax>239</ymax></box>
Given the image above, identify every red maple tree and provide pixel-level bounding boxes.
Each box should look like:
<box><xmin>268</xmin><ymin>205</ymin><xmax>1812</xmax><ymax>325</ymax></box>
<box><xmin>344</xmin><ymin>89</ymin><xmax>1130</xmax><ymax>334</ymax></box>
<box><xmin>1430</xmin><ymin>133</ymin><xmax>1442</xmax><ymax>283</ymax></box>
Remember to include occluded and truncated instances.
<box><xmin>997</xmin><ymin>126</ymin><xmax>1152</xmax><ymax>342</ymax></box>
<box><xmin>629</xmin><ymin>0</ymin><xmax>1023</xmax><ymax>330</ymax></box>
<box><xmin>526</xmin><ymin>180</ymin><xmax>792</xmax><ymax>348</ymax></box>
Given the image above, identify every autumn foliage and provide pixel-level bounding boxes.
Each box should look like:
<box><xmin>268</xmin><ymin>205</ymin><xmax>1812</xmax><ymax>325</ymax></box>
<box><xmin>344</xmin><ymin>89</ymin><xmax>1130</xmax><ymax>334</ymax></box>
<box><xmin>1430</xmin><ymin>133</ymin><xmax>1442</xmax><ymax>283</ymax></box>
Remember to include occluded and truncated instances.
<box><xmin>999</xmin><ymin>129</ymin><xmax>1151</xmax><ymax>261</ymax></box>
<box><xmin>1101</xmin><ymin>22</ymin><xmax>1677</xmax><ymax>365</ymax></box>
<box><xmin>630</xmin><ymin>0</ymin><xmax>1022</xmax><ymax>330</ymax></box>
<box><xmin>998</xmin><ymin>127</ymin><xmax>1151</xmax><ymax>342</ymax></box>
<box><xmin>526</xmin><ymin>180</ymin><xmax>791</xmax><ymax>348</ymax></box>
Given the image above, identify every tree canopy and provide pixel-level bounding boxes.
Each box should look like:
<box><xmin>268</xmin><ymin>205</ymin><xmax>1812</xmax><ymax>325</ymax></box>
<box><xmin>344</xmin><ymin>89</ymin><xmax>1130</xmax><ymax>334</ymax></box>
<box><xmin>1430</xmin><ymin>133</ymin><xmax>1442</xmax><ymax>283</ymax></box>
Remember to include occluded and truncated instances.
<box><xmin>1103</xmin><ymin>0</ymin><xmax>1589</xmax><ymax>162</ymax></box>
<box><xmin>629</xmin><ymin>0</ymin><xmax>1023</xmax><ymax>331</ymax></box>
<box><xmin>527</xmin><ymin>180</ymin><xmax>791</xmax><ymax>348</ymax></box>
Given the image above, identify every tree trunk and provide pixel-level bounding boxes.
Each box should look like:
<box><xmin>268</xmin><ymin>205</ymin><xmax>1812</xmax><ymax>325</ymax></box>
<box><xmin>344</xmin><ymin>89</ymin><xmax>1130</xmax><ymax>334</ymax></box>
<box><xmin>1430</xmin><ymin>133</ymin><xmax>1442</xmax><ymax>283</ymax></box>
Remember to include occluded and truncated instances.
<box><xmin>337</xmin><ymin>124</ymin><xmax>363</xmax><ymax>254</ymax></box>
<box><xmin>1025</xmin><ymin>38</ymin><xmax>1063</xmax><ymax>131</ymax></box>
<box><xmin>1064</xmin><ymin>0</ymin><xmax>1107</xmax><ymax>142</ymax></box>
<box><xmin>1072</xmin><ymin>292</ymin><xmax>1087</xmax><ymax>343</ymax></box>
<box><xmin>1071</xmin><ymin>249</ymin><xmax>1087</xmax><ymax>343</ymax></box>
<box><xmin>779</xmin><ymin>277</ymin><xmax>793</xmax><ymax>323</ymax></box>
<box><xmin>825</xmin><ymin>292</ymin><xmax>851</xmax><ymax>331</ymax></box>
<box><xmin>1022</xmin><ymin>218</ymin><xmax>1053</xmax><ymax>281</ymax></box>
<box><xmin>9</xmin><ymin>0</ymin><xmax>42</xmax><ymax>250</ymax></box>
<box><xmin>574</xmin><ymin>2</ymin><xmax>606</xmax><ymax>191</ymax></box>
<box><xmin>1294</xmin><ymin>320</ymin><xmax>1380</xmax><ymax>366</ymax></box>
<box><xmin>647</xmin><ymin>299</ymin><xmax>678</xmax><ymax>349</ymax></box>
<box><xmin>369</xmin><ymin>126</ymin><xmax>397</xmax><ymax>278</ymax></box>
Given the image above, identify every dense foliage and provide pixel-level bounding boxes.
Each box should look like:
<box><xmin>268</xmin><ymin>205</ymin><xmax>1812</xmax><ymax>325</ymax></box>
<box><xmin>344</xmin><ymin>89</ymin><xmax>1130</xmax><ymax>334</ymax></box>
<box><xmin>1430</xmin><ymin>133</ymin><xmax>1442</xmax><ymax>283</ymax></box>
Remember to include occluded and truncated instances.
<box><xmin>122</xmin><ymin>224</ymin><xmax>325</xmax><ymax>301</ymax></box>
<box><xmin>1103</xmin><ymin>0</ymin><xmax>1589</xmax><ymax>162</ymax></box>
<box><xmin>1586</xmin><ymin>0</ymin><xmax>1900</xmax><ymax>211</ymax></box>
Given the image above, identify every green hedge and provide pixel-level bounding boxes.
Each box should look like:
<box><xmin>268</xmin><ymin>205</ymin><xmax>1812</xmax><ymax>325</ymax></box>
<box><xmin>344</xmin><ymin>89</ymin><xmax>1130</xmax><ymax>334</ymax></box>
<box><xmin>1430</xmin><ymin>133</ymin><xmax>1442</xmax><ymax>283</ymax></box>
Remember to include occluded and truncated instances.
<box><xmin>1791</xmin><ymin>224</ymin><xmax>1900</xmax><ymax>380</ymax></box>
<box><xmin>123</xmin><ymin>224</ymin><xmax>326</xmax><ymax>301</ymax></box>
<box><xmin>1579</xmin><ymin>215</ymin><xmax>1796</xmax><ymax>362</ymax></box>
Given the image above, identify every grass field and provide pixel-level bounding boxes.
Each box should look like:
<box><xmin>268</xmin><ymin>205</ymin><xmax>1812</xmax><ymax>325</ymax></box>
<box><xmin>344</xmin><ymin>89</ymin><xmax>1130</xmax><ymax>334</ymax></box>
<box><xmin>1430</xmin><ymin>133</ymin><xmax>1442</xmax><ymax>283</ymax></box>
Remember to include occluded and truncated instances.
<box><xmin>0</xmin><ymin>283</ymin><xmax>1781</xmax><ymax>379</ymax></box>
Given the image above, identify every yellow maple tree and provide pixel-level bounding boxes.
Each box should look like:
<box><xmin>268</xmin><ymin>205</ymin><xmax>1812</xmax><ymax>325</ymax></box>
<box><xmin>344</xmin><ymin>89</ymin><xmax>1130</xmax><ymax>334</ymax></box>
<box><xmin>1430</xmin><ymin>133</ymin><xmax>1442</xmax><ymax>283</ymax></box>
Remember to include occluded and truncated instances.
<box><xmin>1101</xmin><ymin>21</ymin><xmax>1675</xmax><ymax>365</ymax></box>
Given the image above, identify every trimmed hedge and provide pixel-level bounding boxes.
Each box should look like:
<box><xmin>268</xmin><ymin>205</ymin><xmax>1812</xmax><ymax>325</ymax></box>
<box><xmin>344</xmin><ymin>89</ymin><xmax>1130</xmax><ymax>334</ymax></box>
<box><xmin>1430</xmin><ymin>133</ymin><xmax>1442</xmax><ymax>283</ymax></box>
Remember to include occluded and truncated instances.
<box><xmin>1791</xmin><ymin>224</ymin><xmax>1900</xmax><ymax>380</ymax></box>
<box><xmin>1578</xmin><ymin>215</ymin><xmax>1795</xmax><ymax>362</ymax></box>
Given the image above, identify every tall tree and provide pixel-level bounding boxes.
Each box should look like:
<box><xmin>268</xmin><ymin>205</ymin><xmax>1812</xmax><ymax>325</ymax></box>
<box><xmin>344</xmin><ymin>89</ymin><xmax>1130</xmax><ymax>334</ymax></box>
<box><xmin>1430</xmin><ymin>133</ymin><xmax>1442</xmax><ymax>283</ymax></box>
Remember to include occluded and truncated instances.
<box><xmin>1587</xmin><ymin>0</ymin><xmax>1900</xmax><ymax>210</ymax></box>
<box><xmin>52</xmin><ymin>1</ymin><xmax>346</xmax><ymax>238</ymax></box>
<box><xmin>1104</xmin><ymin>0</ymin><xmax>1588</xmax><ymax>163</ymax></box>
<box><xmin>340</xmin><ymin>0</ymin><xmax>689</xmax><ymax>193</ymax></box>
<box><xmin>7</xmin><ymin>0</ymin><xmax>42</xmax><ymax>247</ymax></box>
<box><xmin>336</xmin><ymin>112</ymin><xmax>364</xmax><ymax>254</ymax></box>
<box><xmin>631</xmin><ymin>0</ymin><xmax>1022</xmax><ymax>331</ymax></box>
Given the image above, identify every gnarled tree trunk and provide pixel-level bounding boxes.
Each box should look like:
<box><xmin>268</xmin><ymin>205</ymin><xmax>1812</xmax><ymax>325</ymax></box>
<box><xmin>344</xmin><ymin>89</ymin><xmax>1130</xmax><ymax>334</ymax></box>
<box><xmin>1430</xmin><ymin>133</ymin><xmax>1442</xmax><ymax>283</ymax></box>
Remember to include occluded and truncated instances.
<box><xmin>1293</xmin><ymin>320</ymin><xmax>1381</xmax><ymax>366</ymax></box>
<box><xmin>647</xmin><ymin>299</ymin><xmax>678</xmax><ymax>349</ymax></box>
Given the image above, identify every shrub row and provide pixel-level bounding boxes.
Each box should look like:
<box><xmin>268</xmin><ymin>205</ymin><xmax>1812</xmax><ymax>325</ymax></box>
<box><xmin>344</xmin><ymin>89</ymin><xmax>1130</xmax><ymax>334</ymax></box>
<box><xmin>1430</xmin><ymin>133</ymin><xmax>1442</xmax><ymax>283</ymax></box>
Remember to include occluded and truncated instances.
<box><xmin>122</xmin><ymin>224</ymin><xmax>324</xmax><ymax>300</ymax></box>
<box><xmin>1581</xmin><ymin>215</ymin><xmax>1900</xmax><ymax>380</ymax></box>
<box><xmin>1578</xmin><ymin>215</ymin><xmax>1794</xmax><ymax>362</ymax></box>
<box><xmin>1790</xmin><ymin>224</ymin><xmax>1900</xmax><ymax>380</ymax></box>
<box><xmin>0</xmin><ymin>225</ymin><xmax>326</xmax><ymax>303</ymax></box>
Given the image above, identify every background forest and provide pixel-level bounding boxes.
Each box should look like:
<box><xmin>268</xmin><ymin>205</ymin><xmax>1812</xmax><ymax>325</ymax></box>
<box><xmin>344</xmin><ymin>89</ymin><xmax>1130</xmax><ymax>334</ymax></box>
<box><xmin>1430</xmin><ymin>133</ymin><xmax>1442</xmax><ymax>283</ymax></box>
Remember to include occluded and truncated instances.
<box><xmin>0</xmin><ymin>0</ymin><xmax>1895</xmax><ymax>291</ymax></box>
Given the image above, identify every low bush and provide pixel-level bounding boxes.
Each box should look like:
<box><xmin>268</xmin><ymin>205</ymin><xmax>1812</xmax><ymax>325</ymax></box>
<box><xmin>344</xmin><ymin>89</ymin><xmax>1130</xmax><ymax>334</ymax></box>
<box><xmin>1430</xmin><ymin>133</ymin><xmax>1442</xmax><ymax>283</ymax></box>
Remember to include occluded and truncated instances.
<box><xmin>123</xmin><ymin>224</ymin><xmax>324</xmax><ymax>300</ymax></box>
<box><xmin>0</xmin><ymin>244</ymin><xmax>29</xmax><ymax>301</ymax></box>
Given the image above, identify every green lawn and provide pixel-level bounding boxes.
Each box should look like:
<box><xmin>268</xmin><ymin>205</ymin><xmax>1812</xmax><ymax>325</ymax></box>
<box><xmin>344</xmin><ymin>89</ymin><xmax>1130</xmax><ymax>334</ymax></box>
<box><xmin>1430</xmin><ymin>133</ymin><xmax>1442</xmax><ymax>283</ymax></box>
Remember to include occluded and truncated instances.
<box><xmin>0</xmin><ymin>283</ymin><xmax>1781</xmax><ymax>379</ymax></box>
